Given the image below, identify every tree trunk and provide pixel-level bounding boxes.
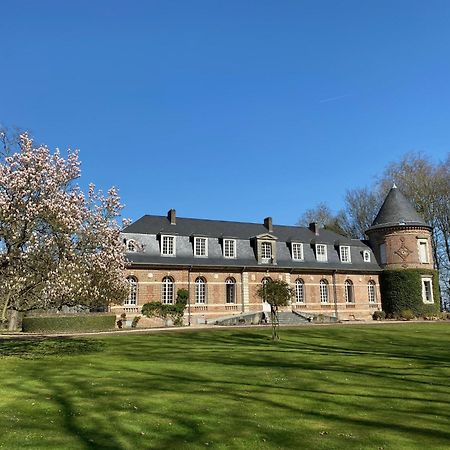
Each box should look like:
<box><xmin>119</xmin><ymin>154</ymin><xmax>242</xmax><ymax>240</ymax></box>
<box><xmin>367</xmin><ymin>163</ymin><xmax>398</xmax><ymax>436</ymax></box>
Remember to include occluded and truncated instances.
<box><xmin>8</xmin><ymin>309</ymin><xmax>19</xmax><ymax>331</ymax></box>
<box><xmin>270</xmin><ymin>305</ymin><xmax>279</xmax><ymax>341</ymax></box>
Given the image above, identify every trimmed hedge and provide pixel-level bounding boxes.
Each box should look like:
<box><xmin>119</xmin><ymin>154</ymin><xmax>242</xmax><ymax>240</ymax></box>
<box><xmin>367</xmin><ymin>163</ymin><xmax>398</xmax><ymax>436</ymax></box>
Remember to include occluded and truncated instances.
<box><xmin>22</xmin><ymin>314</ymin><xmax>116</xmax><ymax>333</ymax></box>
<box><xmin>380</xmin><ymin>269</ymin><xmax>440</xmax><ymax>317</ymax></box>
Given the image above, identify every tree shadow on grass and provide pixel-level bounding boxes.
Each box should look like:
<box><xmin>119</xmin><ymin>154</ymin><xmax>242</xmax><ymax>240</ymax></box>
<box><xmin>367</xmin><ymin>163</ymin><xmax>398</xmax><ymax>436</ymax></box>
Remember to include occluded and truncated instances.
<box><xmin>0</xmin><ymin>337</ymin><xmax>104</xmax><ymax>359</ymax></box>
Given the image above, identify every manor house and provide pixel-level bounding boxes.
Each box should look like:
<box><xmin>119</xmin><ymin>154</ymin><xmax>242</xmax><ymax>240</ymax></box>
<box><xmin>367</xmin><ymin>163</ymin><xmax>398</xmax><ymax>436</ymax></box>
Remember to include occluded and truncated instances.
<box><xmin>116</xmin><ymin>186</ymin><xmax>436</xmax><ymax>324</ymax></box>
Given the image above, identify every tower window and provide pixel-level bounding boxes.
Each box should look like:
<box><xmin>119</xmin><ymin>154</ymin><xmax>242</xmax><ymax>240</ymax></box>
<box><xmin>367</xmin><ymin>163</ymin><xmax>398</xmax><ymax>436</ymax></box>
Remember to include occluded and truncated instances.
<box><xmin>418</xmin><ymin>239</ymin><xmax>429</xmax><ymax>263</ymax></box>
<box><xmin>421</xmin><ymin>277</ymin><xmax>434</xmax><ymax>304</ymax></box>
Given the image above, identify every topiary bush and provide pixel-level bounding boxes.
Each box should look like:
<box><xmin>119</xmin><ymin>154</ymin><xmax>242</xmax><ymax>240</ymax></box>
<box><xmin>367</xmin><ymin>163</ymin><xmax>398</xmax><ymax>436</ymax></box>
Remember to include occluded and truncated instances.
<box><xmin>380</xmin><ymin>269</ymin><xmax>440</xmax><ymax>317</ymax></box>
<box><xmin>22</xmin><ymin>314</ymin><xmax>116</xmax><ymax>333</ymax></box>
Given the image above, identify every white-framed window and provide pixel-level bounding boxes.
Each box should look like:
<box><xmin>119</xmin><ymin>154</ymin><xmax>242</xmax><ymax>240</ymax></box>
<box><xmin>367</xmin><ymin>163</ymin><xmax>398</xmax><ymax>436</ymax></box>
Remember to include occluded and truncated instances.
<box><xmin>261</xmin><ymin>277</ymin><xmax>272</xmax><ymax>302</ymax></box>
<box><xmin>292</xmin><ymin>243</ymin><xmax>304</xmax><ymax>261</ymax></box>
<box><xmin>363</xmin><ymin>250</ymin><xmax>371</xmax><ymax>262</ymax></box>
<box><xmin>161</xmin><ymin>235</ymin><xmax>176</xmax><ymax>256</ymax></box>
<box><xmin>421</xmin><ymin>277</ymin><xmax>434</xmax><ymax>304</ymax></box>
<box><xmin>344</xmin><ymin>279</ymin><xmax>354</xmax><ymax>303</ymax></box>
<box><xmin>380</xmin><ymin>243</ymin><xmax>387</xmax><ymax>264</ymax></box>
<box><xmin>161</xmin><ymin>276</ymin><xmax>174</xmax><ymax>304</ymax></box>
<box><xmin>127</xmin><ymin>240</ymin><xmax>136</xmax><ymax>252</ymax></box>
<box><xmin>225</xmin><ymin>277</ymin><xmax>236</xmax><ymax>303</ymax></box>
<box><xmin>261</xmin><ymin>242</ymin><xmax>272</xmax><ymax>262</ymax></box>
<box><xmin>195</xmin><ymin>277</ymin><xmax>207</xmax><ymax>303</ymax></box>
<box><xmin>223</xmin><ymin>239</ymin><xmax>236</xmax><ymax>258</ymax></box>
<box><xmin>316</xmin><ymin>244</ymin><xmax>327</xmax><ymax>262</ymax></box>
<box><xmin>340</xmin><ymin>246</ymin><xmax>351</xmax><ymax>263</ymax></box>
<box><xmin>295</xmin><ymin>279</ymin><xmax>305</xmax><ymax>303</ymax></box>
<box><xmin>125</xmin><ymin>276</ymin><xmax>138</xmax><ymax>305</ymax></box>
<box><xmin>418</xmin><ymin>239</ymin><xmax>429</xmax><ymax>263</ymax></box>
<box><xmin>368</xmin><ymin>280</ymin><xmax>376</xmax><ymax>303</ymax></box>
<box><xmin>194</xmin><ymin>237</ymin><xmax>208</xmax><ymax>257</ymax></box>
<box><xmin>320</xmin><ymin>279</ymin><xmax>329</xmax><ymax>303</ymax></box>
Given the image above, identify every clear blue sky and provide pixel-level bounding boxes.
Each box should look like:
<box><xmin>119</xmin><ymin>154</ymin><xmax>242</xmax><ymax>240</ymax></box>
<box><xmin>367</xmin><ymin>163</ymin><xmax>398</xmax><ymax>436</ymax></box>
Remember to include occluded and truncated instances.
<box><xmin>2</xmin><ymin>1</ymin><xmax>449</xmax><ymax>225</ymax></box>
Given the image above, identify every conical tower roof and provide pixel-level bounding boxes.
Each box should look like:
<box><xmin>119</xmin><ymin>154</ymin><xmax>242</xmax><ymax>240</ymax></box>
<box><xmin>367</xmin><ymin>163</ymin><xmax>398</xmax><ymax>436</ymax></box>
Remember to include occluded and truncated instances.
<box><xmin>367</xmin><ymin>185</ymin><xmax>430</xmax><ymax>232</ymax></box>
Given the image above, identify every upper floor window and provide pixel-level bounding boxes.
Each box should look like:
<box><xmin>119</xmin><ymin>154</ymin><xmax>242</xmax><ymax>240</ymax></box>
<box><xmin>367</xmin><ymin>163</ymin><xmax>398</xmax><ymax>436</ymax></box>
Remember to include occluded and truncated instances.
<box><xmin>418</xmin><ymin>239</ymin><xmax>429</xmax><ymax>263</ymax></box>
<box><xmin>194</xmin><ymin>237</ymin><xmax>208</xmax><ymax>257</ymax></box>
<box><xmin>125</xmin><ymin>276</ymin><xmax>138</xmax><ymax>305</ymax></box>
<box><xmin>161</xmin><ymin>276</ymin><xmax>174</xmax><ymax>304</ymax></box>
<box><xmin>340</xmin><ymin>246</ymin><xmax>351</xmax><ymax>263</ymax></box>
<box><xmin>320</xmin><ymin>279</ymin><xmax>329</xmax><ymax>303</ymax></box>
<box><xmin>127</xmin><ymin>240</ymin><xmax>136</xmax><ymax>252</ymax></box>
<box><xmin>421</xmin><ymin>277</ymin><xmax>434</xmax><ymax>304</ymax></box>
<box><xmin>363</xmin><ymin>250</ymin><xmax>371</xmax><ymax>262</ymax></box>
<box><xmin>292</xmin><ymin>243</ymin><xmax>304</xmax><ymax>261</ymax></box>
<box><xmin>344</xmin><ymin>279</ymin><xmax>354</xmax><ymax>303</ymax></box>
<box><xmin>223</xmin><ymin>239</ymin><xmax>236</xmax><ymax>258</ymax></box>
<box><xmin>261</xmin><ymin>242</ymin><xmax>272</xmax><ymax>262</ymax></box>
<box><xmin>295</xmin><ymin>279</ymin><xmax>305</xmax><ymax>303</ymax></box>
<box><xmin>316</xmin><ymin>244</ymin><xmax>327</xmax><ymax>262</ymax></box>
<box><xmin>368</xmin><ymin>281</ymin><xmax>376</xmax><ymax>303</ymax></box>
<box><xmin>161</xmin><ymin>235</ymin><xmax>175</xmax><ymax>256</ymax></box>
<box><xmin>195</xmin><ymin>277</ymin><xmax>207</xmax><ymax>303</ymax></box>
<box><xmin>225</xmin><ymin>277</ymin><xmax>236</xmax><ymax>303</ymax></box>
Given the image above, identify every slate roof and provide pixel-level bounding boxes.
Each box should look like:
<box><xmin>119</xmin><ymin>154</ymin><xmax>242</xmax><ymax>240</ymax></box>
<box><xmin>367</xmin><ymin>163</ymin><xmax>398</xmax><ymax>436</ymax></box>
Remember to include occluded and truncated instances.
<box><xmin>367</xmin><ymin>186</ymin><xmax>430</xmax><ymax>232</ymax></box>
<box><xmin>122</xmin><ymin>214</ymin><xmax>381</xmax><ymax>272</ymax></box>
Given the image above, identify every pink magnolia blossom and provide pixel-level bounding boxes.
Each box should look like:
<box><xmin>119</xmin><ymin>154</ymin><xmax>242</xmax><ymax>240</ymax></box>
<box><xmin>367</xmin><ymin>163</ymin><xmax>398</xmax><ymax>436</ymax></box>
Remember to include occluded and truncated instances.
<box><xmin>0</xmin><ymin>133</ymin><xmax>128</xmax><ymax>322</ymax></box>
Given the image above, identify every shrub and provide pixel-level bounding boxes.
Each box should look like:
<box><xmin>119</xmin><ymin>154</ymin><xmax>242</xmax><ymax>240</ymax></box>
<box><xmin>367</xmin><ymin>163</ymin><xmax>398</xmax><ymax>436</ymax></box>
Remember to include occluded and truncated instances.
<box><xmin>372</xmin><ymin>310</ymin><xmax>386</xmax><ymax>321</ymax></box>
<box><xmin>380</xmin><ymin>269</ymin><xmax>440</xmax><ymax>317</ymax></box>
<box><xmin>131</xmin><ymin>316</ymin><xmax>141</xmax><ymax>328</ymax></box>
<box><xmin>399</xmin><ymin>309</ymin><xmax>415</xmax><ymax>321</ymax></box>
<box><xmin>141</xmin><ymin>289</ymin><xmax>188</xmax><ymax>327</ymax></box>
<box><xmin>22</xmin><ymin>314</ymin><xmax>116</xmax><ymax>333</ymax></box>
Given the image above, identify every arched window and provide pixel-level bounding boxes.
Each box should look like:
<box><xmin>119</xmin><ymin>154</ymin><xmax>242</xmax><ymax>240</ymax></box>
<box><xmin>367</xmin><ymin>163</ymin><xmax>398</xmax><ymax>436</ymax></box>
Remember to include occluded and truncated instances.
<box><xmin>125</xmin><ymin>276</ymin><xmax>138</xmax><ymax>305</ymax></box>
<box><xmin>262</xmin><ymin>276</ymin><xmax>272</xmax><ymax>285</ymax></box>
<box><xmin>225</xmin><ymin>277</ymin><xmax>236</xmax><ymax>304</ymax></box>
<box><xmin>295</xmin><ymin>279</ymin><xmax>305</xmax><ymax>303</ymax></box>
<box><xmin>161</xmin><ymin>277</ymin><xmax>174</xmax><ymax>304</ymax></box>
<box><xmin>345</xmin><ymin>280</ymin><xmax>354</xmax><ymax>303</ymax></box>
<box><xmin>195</xmin><ymin>277</ymin><xmax>206</xmax><ymax>304</ymax></box>
<box><xmin>127</xmin><ymin>240</ymin><xmax>136</xmax><ymax>252</ymax></box>
<box><xmin>320</xmin><ymin>279</ymin><xmax>329</xmax><ymax>303</ymax></box>
<box><xmin>368</xmin><ymin>281</ymin><xmax>376</xmax><ymax>303</ymax></box>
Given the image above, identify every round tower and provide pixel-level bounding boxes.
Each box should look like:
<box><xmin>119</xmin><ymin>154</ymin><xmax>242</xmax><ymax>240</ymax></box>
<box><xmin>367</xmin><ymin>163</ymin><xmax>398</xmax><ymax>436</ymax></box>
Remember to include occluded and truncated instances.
<box><xmin>366</xmin><ymin>185</ymin><xmax>433</xmax><ymax>269</ymax></box>
<box><xmin>366</xmin><ymin>185</ymin><xmax>439</xmax><ymax>316</ymax></box>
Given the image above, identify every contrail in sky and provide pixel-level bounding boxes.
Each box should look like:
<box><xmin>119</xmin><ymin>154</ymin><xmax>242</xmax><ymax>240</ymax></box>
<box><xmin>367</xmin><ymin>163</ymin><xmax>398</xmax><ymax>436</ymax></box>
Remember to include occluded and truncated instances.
<box><xmin>319</xmin><ymin>94</ymin><xmax>350</xmax><ymax>103</ymax></box>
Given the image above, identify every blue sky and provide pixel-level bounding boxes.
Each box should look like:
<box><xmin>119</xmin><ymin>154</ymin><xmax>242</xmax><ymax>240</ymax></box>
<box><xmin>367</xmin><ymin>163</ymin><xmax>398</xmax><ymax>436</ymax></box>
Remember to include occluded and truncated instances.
<box><xmin>1</xmin><ymin>1</ymin><xmax>449</xmax><ymax>225</ymax></box>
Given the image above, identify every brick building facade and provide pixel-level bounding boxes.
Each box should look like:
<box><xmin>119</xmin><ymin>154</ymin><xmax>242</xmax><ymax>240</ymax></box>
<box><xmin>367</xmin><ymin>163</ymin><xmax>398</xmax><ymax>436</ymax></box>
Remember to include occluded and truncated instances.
<box><xmin>115</xmin><ymin>185</ymin><xmax>437</xmax><ymax>325</ymax></box>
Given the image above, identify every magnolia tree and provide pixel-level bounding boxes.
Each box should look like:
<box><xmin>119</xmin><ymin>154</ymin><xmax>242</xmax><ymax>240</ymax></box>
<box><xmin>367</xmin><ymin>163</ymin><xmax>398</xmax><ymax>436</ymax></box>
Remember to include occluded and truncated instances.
<box><xmin>0</xmin><ymin>132</ymin><xmax>128</xmax><ymax>329</ymax></box>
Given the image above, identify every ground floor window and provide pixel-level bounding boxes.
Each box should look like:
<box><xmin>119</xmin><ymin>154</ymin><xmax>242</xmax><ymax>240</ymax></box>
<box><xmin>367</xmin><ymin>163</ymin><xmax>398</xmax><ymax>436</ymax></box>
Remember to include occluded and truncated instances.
<box><xmin>295</xmin><ymin>279</ymin><xmax>305</xmax><ymax>303</ymax></box>
<box><xmin>345</xmin><ymin>280</ymin><xmax>354</xmax><ymax>303</ymax></box>
<box><xmin>195</xmin><ymin>277</ymin><xmax>207</xmax><ymax>304</ymax></box>
<box><xmin>422</xmin><ymin>277</ymin><xmax>434</xmax><ymax>303</ymax></box>
<box><xmin>161</xmin><ymin>276</ymin><xmax>174</xmax><ymax>304</ymax></box>
<box><xmin>125</xmin><ymin>276</ymin><xmax>138</xmax><ymax>305</ymax></box>
<box><xmin>320</xmin><ymin>279</ymin><xmax>329</xmax><ymax>303</ymax></box>
<box><xmin>225</xmin><ymin>278</ymin><xmax>236</xmax><ymax>303</ymax></box>
<box><xmin>368</xmin><ymin>281</ymin><xmax>376</xmax><ymax>303</ymax></box>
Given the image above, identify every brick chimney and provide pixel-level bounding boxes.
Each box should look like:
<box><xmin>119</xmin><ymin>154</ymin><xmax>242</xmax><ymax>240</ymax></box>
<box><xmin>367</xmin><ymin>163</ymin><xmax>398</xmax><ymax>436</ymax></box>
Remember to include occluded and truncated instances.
<box><xmin>264</xmin><ymin>216</ymin><xmax>273</xmax><ymax>233</ymax></box>
<box><xmin>309</xmin><ymin>222</ymin><xmax>319</xmax><ymax>235</ymax></box>
<box><xmin>168</xmin><ymin>209</ymin><xmax>176</xmax><ymax>225</ymax></box>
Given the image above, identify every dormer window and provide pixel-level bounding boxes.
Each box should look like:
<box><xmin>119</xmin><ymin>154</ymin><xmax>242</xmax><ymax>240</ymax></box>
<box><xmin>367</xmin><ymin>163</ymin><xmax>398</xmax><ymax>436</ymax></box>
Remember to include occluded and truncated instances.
<box><xmin>339</xmin><ymin>246</ymin><xmax>351</xmax><ymax>263</ymax></box>
<box><xmin>292</xmin><ymin>243</ymin><xmax>304</xmax><ymax>261</ymax></box>
<box><xmin>363</xmin><ymin>250</ymin><xmax>371</xmax><ymax>262</ymax></box>
<box><xmin>261</xmin><ymin>242</ymin><xmax>272</xmax><ymax>263</ymax></box>
<box><xmin>127</xmin><ymin>240</ymin><xmax>136</xmax><ymax>252</ymax></box>
<box><xmin>194</xmin><ymin>237</ymin><xmax>208</xmax><ymax>257</ymax></box>
<box><xmin>223</xmin><ymin>239</ymin><xmax>236</xmax><ymax>258</ymax></box>
<box><xmin>161</xmin><ymin>235</ymin><xmax>176</xmax><ymax>256</ymax></box>
<box><xmin>316</xmin><ymin>244</ymin><xmax>327</xmax><ymax>262</ymax></box>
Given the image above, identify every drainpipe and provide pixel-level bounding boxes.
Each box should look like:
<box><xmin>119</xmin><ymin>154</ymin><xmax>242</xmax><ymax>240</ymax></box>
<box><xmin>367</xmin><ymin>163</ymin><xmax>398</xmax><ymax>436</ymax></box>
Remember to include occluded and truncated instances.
<box><xmin>240</xmin><ymin>267</ymin><xmax>246</xmax><ymax>313</ymax></box>
<box><xmin>332</xmin><ymin>270</ymin><xmax>339</xmax><ymax>321</ymax></box>
<box><xmin>188</xmin><ymin>265</ymin><xmax>192</xmax><ymax>326</ymax></box>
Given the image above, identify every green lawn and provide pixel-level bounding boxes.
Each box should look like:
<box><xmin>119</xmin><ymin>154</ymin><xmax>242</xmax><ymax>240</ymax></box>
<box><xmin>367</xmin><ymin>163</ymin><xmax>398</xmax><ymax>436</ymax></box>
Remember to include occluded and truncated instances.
<box><xmin>1</xmin><ymin>324</ymin><xmax>450</xmax><ymax>450</ymax></box>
